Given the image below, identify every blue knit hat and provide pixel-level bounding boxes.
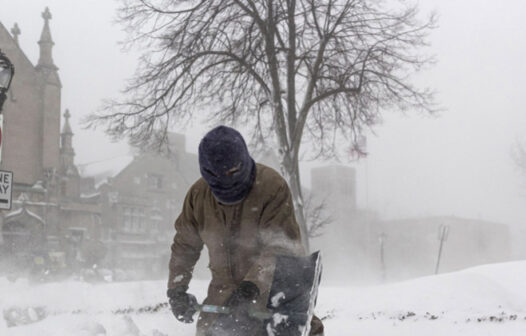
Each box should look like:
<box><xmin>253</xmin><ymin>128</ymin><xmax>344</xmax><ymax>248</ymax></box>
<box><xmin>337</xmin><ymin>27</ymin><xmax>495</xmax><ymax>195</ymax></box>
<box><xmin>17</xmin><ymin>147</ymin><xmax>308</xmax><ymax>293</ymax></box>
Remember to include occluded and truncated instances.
<box><xmin>198</xmin><ymin>126</ymin><xmax>256</xmax><ymax>204</ymax></box>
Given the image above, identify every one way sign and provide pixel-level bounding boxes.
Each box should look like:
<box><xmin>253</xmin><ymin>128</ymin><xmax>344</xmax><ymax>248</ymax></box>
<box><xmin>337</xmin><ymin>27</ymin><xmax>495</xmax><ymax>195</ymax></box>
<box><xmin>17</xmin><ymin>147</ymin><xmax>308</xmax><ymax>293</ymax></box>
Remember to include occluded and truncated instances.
<box><xmin>0</xmin><ymin>170</ymin><xmax>13</xmax><ymax>210</ymax></box>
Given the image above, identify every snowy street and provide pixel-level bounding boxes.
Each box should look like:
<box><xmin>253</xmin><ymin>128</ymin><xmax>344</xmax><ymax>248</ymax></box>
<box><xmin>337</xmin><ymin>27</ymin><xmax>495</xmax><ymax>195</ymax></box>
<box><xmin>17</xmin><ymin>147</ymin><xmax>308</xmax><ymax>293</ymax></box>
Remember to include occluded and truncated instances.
<box><xmin>1</xmin><ymin>1</ymin><xmax>526</xmax><ymax>335</ymax></box>
<box><xmin>2</xmin><ymin>261</ymin><xmax>526</xmax><ymax>336</ymax></box>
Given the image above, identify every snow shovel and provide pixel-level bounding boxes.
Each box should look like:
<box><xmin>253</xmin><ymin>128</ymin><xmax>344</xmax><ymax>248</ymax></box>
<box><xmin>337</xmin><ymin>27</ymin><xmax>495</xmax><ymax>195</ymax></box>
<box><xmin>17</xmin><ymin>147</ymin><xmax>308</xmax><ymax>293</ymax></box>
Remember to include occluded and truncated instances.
<box><xmin>265</xmin><ymin>250</ymin><xmax>322</xmax><ymax>336</ymax></box>
<box><xmin>195</xmin><ymin>251</ymin><xmax>322</xmax><ymax>336</ymax></box>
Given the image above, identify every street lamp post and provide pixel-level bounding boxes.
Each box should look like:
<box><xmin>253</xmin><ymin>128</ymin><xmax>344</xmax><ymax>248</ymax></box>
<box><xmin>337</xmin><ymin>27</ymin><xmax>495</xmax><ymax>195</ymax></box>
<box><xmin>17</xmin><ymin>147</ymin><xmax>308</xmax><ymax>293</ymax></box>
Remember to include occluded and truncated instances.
<box><xmin>0</xmin><ymin>49</ymin><xmax>15</xmax><ymax>113</ymax></box>
<box><xmin>0</xmin><ymin>49</ymin><xmax>15</xmax><ymax>166</ymax></box>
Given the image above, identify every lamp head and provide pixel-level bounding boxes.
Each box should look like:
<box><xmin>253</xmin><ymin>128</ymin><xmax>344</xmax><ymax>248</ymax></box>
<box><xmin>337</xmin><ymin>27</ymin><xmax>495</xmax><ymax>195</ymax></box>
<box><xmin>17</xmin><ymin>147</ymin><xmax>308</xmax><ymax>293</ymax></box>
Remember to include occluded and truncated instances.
<box><xmin>0</xmin><ymin>49</ymin><xmax>15</xmax><ymax>112</ymax></box>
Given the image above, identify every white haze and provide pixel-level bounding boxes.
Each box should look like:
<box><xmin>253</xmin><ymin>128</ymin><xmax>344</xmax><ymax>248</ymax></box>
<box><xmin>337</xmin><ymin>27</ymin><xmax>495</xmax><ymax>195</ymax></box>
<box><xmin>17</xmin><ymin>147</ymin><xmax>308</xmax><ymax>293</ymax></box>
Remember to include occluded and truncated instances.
<box><xmin>1</xmin><ymin>0</ymin><xmax>525</xmax><ymax>251</ymax></box>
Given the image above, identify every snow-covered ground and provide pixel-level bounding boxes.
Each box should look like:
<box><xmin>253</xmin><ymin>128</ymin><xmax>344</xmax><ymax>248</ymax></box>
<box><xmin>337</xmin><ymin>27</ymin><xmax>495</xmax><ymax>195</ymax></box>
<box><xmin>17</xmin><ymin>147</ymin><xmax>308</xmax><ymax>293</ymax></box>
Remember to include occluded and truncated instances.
<box><xmin>2</xmin><ymin>261</ymin><xmax>526</xmax><ymax>335</ymax></box>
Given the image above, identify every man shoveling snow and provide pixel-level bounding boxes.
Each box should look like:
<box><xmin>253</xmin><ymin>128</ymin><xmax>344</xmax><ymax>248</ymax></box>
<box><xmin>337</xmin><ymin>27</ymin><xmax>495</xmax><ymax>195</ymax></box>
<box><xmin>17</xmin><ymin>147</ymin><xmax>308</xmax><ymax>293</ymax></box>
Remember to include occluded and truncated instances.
<box><xmin>166</xmin><ymin>126</ymin><xmax>324</xmax><ymax>336</ymax></box>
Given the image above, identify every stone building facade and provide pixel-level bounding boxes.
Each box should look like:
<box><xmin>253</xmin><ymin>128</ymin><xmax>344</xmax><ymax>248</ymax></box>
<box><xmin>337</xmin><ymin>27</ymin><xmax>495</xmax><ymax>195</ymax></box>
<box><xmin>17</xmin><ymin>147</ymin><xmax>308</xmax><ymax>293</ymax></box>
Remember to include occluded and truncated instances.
<box><xmin>0</xmin><ymin>11</ymin><xmax>202</xmax><ymax>280</ymax></box>
<box><xmin>0</xmin><ymin>10</ymin><xmax>103</xmax><ymax>277</ymax></box>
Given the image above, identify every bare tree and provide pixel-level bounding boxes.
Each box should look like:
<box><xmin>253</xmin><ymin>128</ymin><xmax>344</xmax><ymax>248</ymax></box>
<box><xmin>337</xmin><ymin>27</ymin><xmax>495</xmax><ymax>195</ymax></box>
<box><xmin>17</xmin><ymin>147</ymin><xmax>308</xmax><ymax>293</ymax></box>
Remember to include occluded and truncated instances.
<box><xmin>88</xmin><ymin>0</ymin><xmax>437</xmax><ymax>251</ymax></box>
<box><xmin>303</xmin><ymin>190</ymin><xmax>333</xmax><ymax>238</ymax></box>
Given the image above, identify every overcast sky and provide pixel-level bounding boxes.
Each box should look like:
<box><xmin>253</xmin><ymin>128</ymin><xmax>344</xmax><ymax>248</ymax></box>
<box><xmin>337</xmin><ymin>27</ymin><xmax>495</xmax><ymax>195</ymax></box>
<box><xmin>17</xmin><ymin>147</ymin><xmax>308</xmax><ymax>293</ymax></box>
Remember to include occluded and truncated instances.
<box><xmin>1</xmin><ymin>0</ymin><xmax>525</xmax><ymax>230</ymax></box>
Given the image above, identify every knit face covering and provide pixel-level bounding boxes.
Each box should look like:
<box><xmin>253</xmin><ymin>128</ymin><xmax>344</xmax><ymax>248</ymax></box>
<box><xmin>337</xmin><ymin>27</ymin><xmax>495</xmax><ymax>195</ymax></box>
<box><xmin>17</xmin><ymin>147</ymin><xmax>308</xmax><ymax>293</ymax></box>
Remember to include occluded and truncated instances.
<box><xmin>198</xmin><ymin>126</ymin><xmax>256</xmax><ymax>205</ymax></box>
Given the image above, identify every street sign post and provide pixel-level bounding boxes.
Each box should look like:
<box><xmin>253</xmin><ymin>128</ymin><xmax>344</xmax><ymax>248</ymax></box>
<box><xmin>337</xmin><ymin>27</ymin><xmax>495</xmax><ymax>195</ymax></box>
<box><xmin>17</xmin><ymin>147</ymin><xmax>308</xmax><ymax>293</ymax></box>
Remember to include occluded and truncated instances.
<box><xmin>0</xmin><ymin>170</ymin><xmax>13</xmax><ymax>210</ymax></box>
<box><xmin>435</xmin><ymin>224</ymin><xmax>450</xmax><ymax>274</ymax></box>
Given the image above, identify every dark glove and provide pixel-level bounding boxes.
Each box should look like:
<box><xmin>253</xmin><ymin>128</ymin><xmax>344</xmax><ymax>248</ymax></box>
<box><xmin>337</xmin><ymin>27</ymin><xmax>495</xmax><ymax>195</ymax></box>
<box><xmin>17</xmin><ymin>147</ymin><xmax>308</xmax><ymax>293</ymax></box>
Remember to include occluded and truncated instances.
<box><xmin>167</xmin><ymin>287</ymin><xmax>198</xmax><ymax>323</ymax></box>
<box><xmin>208</xmin><ymin>281</ymin><xmax>262</xmax><ymax>336</ymax></box>
<box><xmin>227</xmin><ymin>281</ymin><xmax>260</xmax><ymax>308</ymax></box>
<box><xmin>227</xmin><ymin>281</ymin><xmax>260</xmax><ymax>327</ymax></box>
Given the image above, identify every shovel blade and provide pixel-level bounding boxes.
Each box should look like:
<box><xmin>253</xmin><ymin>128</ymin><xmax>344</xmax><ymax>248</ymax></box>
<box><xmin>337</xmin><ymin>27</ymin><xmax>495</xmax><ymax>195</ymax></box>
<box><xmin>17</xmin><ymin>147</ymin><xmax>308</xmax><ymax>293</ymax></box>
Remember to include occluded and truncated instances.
<box><xmin>265</xmin><ymin>251</ymin><xmax>323</xmax><ymax>336</ymax></box>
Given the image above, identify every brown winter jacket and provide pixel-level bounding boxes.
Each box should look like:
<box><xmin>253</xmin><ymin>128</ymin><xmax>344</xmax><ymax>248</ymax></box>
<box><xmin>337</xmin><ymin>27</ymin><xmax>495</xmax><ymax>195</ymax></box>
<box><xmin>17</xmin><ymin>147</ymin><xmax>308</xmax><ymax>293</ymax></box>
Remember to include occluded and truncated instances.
<box><xmin>168</xmin><ymin>163</ymin><xmax>324</xmax><ymax>336</ymax></box>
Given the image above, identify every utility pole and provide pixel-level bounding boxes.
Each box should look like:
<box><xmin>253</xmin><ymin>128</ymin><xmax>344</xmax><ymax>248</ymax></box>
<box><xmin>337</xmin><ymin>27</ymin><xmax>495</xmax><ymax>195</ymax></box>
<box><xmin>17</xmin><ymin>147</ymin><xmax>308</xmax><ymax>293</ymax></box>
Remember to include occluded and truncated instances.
<box><xmin>378</xmin><ymin>232</ymin><xmax>387</xmax><ymax>282</ymax></box>
<box><xmin>435</xmin><ymin>224</ymin><xmax>449</xmax><ymax>274</ymax></box>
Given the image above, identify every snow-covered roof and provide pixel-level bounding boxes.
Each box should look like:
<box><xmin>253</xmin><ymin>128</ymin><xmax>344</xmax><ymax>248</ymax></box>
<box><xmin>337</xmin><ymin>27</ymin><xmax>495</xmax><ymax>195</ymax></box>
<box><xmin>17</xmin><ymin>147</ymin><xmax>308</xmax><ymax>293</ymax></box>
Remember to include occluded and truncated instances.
<box><xmin>26</xmin><ymin>209</ymin><xmax>45</xmax><ymax>223</ymax></box>
<box><xmin>77</xmin><ymin>134</ymin><xmax>199</xmax><ymax>189</ymax></box>
<box><xmin>4</xmin><ymin>207</ymin><xmax>23</xmax><ymax>218</ymax></box>
<box><xmin>78</xmin><ymin>155</ymin><xmax>134</xmax><ymax>185</ymax></box>
<box><xmin>5</xmin><ymin>207</ymin><xmax>45</xmax><ymax>224</ymax></box>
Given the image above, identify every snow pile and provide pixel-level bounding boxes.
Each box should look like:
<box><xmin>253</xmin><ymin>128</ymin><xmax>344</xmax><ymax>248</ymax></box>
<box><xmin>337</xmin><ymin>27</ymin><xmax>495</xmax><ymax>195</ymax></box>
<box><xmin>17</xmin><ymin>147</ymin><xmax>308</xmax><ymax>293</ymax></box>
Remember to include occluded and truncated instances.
<box><xmin>318</xmin><ymin>260</ymin><xmax>526</xmax><ymax>335</ymax></box>
<box><xmin>2</xmin><ymin>261</ymin><xmax>526</xmax><ymax>335</ymax></box>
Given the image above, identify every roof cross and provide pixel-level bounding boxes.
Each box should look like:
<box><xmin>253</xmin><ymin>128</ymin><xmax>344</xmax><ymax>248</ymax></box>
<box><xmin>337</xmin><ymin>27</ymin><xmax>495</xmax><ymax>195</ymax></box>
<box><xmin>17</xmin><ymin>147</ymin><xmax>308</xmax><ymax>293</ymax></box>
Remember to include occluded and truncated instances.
<box><xmin>64</xmin><ymin>109</ymin><xmax>71</xmax><ymax>120</ymax></box>
<box><xmin>10</xmin><ymin>23</ymin><xmax>21</xmax><ymax>45</ymax></box>
<box><xmin>42</xmin><ymin>7</ymin><xmax>52</xmax><ymax>23</ymax></box>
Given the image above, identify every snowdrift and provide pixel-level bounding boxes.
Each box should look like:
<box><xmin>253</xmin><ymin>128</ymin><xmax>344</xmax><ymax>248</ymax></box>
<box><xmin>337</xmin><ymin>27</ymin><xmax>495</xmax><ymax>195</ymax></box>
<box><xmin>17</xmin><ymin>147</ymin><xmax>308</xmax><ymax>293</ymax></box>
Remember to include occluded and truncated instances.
<box><xmin>1</xmin><ymin>260</ymin><xmax>526</xmax><ymax>335</ymax></box>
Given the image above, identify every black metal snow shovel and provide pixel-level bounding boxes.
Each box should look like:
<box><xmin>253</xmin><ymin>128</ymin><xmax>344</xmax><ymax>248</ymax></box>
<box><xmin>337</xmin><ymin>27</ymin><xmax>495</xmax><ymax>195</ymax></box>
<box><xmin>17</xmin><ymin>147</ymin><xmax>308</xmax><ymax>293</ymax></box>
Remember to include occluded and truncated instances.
<box><xmin>195</xmin><ymin>251</ymin><xmax>322</xmax><ymax>336</ymax></box>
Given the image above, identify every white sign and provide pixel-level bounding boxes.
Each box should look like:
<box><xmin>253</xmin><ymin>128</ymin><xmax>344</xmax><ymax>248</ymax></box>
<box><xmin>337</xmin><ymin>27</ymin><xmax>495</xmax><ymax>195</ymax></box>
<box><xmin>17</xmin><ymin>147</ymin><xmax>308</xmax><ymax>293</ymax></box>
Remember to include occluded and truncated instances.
<box><xmin>0</xmin><ymin>170</ymin><xmax>13</xmax><ymax>210</ymax></box>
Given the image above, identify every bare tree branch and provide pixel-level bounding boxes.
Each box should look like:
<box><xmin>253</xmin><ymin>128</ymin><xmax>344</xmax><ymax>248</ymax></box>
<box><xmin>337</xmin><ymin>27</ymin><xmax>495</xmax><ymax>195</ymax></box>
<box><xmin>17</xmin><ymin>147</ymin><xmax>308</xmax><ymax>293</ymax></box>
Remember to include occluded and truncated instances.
<box><xmin>87</xmin><ymin>0</ymin><xmax>438</xmax><ymax>250</ymax></box>
<box><xmin>304</xmin><ymin>190</ymin><xmax>333</xmax><ymax>238</ymax></box>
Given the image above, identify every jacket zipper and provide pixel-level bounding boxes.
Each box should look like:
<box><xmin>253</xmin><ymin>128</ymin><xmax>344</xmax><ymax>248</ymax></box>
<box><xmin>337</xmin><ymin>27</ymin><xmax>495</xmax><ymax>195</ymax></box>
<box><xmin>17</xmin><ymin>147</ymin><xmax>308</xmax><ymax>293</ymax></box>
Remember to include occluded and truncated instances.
<box><xmin>226</xmin><ymin>203</ymin><xmax>244</xmax><ymax>282</ymax></box>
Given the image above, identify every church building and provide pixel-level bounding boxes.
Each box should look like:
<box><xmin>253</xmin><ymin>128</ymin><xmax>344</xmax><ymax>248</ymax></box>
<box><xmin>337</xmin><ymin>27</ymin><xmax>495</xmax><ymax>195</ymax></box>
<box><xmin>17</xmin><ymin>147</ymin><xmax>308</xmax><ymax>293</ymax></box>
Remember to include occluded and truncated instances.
<box><xmin>0</xmin><ymin>9</ymin><xmax>102</xmax><ymax>276</ymax></box>
<box><xmin>0</xmin><ymin>9</ymin><xmax>202</xmax><ymax>279</ymax></box>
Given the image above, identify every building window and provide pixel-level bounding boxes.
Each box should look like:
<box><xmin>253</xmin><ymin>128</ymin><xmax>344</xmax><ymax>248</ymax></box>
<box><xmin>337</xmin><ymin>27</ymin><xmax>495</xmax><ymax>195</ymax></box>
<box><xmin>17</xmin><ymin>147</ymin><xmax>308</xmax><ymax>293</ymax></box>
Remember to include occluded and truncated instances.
<box><xmin>123</xmin><ymin>207</ymin><xmax>146</xmax><ymax>233</ymax></box>
<box><xmin>124</xmin><ymin>207</ymin><xmax>132</xmax><ymax>232</ymax></box>
<box><xmin>69</xmin><ymin>228</ymin><xmax>85</xmax><ymax>243</ymax></box>
<box><xmin>147</xmin><ymin>173</ymin><xmax>163</xmax><ymax>189</ymax></box>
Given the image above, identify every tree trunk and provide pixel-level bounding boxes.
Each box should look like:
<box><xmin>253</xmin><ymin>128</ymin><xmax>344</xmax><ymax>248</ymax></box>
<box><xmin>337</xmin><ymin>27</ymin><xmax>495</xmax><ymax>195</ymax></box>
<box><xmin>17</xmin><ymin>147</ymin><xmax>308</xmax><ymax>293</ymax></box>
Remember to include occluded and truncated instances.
<box><xmin>281</xmin><ymin>152</ymin><xmax>310</xmax><ymax>252</ymax></box>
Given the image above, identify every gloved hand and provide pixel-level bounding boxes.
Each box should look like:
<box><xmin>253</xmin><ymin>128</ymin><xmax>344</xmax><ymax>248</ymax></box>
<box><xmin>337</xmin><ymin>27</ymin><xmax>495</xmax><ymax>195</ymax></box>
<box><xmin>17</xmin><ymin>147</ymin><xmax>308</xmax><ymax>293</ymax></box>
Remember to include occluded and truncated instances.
<box><xmin>227</xmin><ymin>281</ymin><xmax>260</xmax><ymax>326</ymax></box>
<box><xmin>167</xmin><ymin>287</ymin><xmax>198</xmax><ymax>323</ymax></box>
<box><xmin>227</xmin><ymin>280</ymin><xmax>260</xmax><ymax>308</ymax></box>
<box><xmin>208</xmin><ymin>281</ymin><xmax>261</xmax><ymax>336</ymax></box>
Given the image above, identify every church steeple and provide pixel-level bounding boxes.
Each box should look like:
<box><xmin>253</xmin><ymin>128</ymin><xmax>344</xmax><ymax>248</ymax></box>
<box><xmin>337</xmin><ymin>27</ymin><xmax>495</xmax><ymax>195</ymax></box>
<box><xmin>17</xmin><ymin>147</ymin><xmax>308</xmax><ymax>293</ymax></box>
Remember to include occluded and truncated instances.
<box><xmin>37</xmin><ymin>7</ymin><xmax>57</xmax><ymax>70</ymax></box>
<box><xmin>60</xmin><ymin>109</ymin><xmax>77</xmax><ymax>176</ymax></box>
<box><xmin>61</xmin><ymin>109</ymin><xmax>74</xmax><ymax>155</ymax></box>
<box><xmin>59</xmin><ymin>109</ymin><xmax>80</xmax><ymax>198</ymax></box>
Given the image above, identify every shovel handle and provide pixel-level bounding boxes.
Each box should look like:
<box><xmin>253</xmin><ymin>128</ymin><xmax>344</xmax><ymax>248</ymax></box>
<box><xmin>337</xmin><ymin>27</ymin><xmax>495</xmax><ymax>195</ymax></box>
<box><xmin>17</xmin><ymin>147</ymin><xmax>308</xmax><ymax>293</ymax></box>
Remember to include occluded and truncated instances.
<box><xmin>194</xmin><ymin>304</ymin><xmax>272</xmax><ymax>320</ymax></box>
<box><xmin>195</xmin><ymin>304</ymin><xmax>231</xmax><ymax>314</ymax></box>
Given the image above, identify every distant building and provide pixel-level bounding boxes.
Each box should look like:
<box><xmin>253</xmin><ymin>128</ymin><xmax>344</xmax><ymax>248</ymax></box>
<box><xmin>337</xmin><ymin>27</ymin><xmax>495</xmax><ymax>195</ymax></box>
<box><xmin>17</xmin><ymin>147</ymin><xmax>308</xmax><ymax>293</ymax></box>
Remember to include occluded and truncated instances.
<box><xmin>309</xmin><ymin>165</ymin><xmax>378</xmax><ymax>284</ymax></box>
<box><xmin>372</xmin><ymin>216</ymin><xmax>511</xmax><ymax>282</ymax></box>
<box><xmin>311</xmin><ymin>165</ymin><xmax>357</xmax><ymax>212</ymax></box>
<box><xmin>309</xmin><ymin>164</ymin><xmax>512</xmax><ymax>284</ymax></box>
<box><xmin>85</xmin><ymin>134</ymin><xmax>200</xmax><ymax>278</ymax></box>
